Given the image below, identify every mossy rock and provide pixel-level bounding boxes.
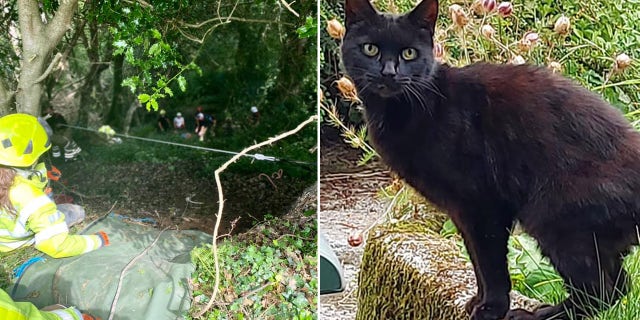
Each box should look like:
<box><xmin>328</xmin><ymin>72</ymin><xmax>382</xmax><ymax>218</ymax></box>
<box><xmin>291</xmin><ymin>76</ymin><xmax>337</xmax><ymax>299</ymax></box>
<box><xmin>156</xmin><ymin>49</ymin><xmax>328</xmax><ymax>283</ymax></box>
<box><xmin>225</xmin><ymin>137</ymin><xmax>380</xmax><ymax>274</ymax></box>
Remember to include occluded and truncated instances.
<box><xmin>356</xmin><ymin>222</ymin><xmax>539</xmax><ymax>320</ymax></box>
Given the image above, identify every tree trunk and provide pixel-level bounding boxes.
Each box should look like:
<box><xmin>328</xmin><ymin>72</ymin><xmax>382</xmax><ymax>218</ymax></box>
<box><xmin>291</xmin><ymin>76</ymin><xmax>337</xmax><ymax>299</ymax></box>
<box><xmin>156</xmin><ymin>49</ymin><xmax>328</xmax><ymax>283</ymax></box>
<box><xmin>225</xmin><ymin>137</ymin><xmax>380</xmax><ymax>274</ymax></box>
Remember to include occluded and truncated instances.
<box><xmin>78</xmin><ymin>18</ymin><xmax>109</xmax><ymax>126</ymax></box>
<box><xmin>15</xmin><ymin>0</ymin><xmax>78</xmax><ymax>116</ymax></box>
<box><xmin>123</xmin><ymin>101</ymin><xmax>140</xmax><ymax>135</ymax></box>
<box><xmin>106</xmin><ymin>53</ymin><xmax>125</xmax><ymax>130</ymax></box>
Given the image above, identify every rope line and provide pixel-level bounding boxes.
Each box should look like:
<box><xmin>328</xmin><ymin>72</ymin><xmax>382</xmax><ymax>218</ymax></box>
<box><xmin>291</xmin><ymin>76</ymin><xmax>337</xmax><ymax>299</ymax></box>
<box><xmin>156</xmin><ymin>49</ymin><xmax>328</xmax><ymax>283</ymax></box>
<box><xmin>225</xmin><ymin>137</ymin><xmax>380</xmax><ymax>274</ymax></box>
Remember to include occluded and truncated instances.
<box><xmin>60</xmin><ymin>124</ymin><xmax>316</xmax><ymax>166</ymax></box>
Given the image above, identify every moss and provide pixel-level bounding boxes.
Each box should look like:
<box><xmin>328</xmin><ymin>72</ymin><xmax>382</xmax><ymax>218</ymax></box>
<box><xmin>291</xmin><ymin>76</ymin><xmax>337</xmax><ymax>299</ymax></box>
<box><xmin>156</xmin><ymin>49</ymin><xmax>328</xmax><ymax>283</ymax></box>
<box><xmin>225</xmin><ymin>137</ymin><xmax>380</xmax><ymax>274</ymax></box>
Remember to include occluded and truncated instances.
<box><xmin>356</xmin><ymin>222</ymin><xmax>469</xmax><ymax>320</ymax></box>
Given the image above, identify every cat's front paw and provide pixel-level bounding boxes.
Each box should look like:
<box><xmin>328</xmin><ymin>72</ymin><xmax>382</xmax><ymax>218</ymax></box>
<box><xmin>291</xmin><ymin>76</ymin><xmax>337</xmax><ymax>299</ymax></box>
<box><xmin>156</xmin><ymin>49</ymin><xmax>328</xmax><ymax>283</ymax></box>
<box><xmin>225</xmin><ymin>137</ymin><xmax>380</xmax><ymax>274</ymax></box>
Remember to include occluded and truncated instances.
<box><xmin>469</xmin><ymin>301</ymin><xmax>508</xmax><ymax>320</ymax></box>
<box><xmin>465</xmin><ymin>295</ymin><xmax>482</xmax><ymax>315</ymax></box>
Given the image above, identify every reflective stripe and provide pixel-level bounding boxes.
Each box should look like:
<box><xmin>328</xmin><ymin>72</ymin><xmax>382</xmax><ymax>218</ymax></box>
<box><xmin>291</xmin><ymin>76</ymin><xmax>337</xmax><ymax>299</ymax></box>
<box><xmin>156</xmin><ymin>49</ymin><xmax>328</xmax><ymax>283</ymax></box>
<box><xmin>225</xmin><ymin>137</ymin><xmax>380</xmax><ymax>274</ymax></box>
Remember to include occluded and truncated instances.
<box><xmin>81</xmin><ymin>236</ymin><xmax>99</xmax><ymax>254</ymax></box>
<box><xmin>0</xmin><ymin>238</ymin><xmax>34</xmax><ymax>250</ymax></box>
<box><xmin>5</xmin><ymin>195</ymin><xmax>53</xmax><ymax>239</ymax></box>
<box><xmin>34</xmin><ymin>223</ymin><xmax>68</xmax><ymax>244</ymax></box>
<box><xmin>18</xmin><ymin>195</ymin><xmax>52</xmax><ymax>226</ymax></box>
<box><xmin>50</xmin><ymin>308</ymin><xmax>81</xmax><ymax>320</ymax></box>
<box><xmin>48</xmin><ymin>210</ymin><xmax>63</xmax><ymax>224</ymax></box>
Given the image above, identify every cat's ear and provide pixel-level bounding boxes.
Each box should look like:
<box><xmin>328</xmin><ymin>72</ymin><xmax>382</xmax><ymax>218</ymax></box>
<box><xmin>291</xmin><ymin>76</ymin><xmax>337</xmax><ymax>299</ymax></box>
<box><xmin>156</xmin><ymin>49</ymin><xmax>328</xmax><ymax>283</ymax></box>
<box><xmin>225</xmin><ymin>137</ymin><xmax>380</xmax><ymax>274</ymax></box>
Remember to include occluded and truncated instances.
<box><xmin>408</xmin><ymin>0</ymin><xmax>439</xmax><ymax>32</ymax></box>
<box><xmin>344</xmin><ymin>0</ymin><xmax>377</xmax><ymax>26</ymax></box>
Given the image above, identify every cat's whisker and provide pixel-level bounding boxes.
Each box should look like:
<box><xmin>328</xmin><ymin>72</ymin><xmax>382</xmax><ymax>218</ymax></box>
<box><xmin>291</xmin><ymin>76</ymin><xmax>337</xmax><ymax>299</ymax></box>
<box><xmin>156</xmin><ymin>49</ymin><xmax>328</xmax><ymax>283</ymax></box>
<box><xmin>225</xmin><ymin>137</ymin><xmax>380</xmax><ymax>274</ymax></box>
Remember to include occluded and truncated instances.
<box><xmin>411</xmin><ymin>77</ymin><xmax>445</xmax><ymax>99</ymax></box>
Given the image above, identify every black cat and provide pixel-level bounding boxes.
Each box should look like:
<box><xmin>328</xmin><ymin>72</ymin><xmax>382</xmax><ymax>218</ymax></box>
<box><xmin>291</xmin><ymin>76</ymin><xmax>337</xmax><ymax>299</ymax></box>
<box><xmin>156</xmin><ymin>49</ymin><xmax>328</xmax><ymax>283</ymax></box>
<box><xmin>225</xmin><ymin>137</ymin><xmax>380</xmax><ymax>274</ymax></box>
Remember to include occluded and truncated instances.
<box><xmin>341</xmin><ymin>0</ymin><xmax>639</xmax><ymax>319</ymax></box>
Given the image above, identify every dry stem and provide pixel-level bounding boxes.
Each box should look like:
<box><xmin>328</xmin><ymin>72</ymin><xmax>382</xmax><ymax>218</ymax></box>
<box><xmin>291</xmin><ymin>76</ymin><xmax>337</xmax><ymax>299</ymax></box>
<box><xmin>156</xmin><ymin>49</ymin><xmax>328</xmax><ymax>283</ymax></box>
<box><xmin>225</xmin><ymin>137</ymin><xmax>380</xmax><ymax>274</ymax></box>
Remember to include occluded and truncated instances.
<box><xmin>193</xmin><ymin>115</ymin><xmax>317</xmax><ymax>318</ymax></box>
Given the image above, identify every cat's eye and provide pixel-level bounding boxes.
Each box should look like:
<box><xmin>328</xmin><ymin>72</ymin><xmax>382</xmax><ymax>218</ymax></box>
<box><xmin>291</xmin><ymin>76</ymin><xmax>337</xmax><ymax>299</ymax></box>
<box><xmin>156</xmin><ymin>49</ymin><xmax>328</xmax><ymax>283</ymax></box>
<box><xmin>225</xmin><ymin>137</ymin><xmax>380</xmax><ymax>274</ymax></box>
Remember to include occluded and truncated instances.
<box><xmin>401</xmin><ymin>48</ymin><xmax>418</xmax><ymax>61</ymax></box>
<box><xmin>362</xmin><ymin>44</ymin><xmax>379</xmax><ymax>57</ymax></box>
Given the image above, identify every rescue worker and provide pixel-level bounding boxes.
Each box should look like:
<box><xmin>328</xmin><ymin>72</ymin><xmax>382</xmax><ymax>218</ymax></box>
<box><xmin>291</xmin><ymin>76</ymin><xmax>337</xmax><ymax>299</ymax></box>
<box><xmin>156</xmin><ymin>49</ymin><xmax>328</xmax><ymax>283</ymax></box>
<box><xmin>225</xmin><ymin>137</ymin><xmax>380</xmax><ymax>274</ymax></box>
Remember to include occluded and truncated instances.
<box><xmin>0</xmin><ymin>113</ymin><xmax>107</xmax><ymax>320</ymax></box>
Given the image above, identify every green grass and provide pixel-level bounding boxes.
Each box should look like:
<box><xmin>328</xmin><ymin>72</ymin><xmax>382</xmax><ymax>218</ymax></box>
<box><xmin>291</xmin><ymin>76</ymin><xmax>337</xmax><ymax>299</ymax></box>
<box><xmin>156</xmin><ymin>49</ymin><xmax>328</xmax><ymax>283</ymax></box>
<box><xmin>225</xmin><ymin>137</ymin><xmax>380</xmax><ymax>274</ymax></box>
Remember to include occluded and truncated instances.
<box><xmin>443</xmin><ymin>218</ymin><xmax>640</xmax><ymax>319</ymax></box>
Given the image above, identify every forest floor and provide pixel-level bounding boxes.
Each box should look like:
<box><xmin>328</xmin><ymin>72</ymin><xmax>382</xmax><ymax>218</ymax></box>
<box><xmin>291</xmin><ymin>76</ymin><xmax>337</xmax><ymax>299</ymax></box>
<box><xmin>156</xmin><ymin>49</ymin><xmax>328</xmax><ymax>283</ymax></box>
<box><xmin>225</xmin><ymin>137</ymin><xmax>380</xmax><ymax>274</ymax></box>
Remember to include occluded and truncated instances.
<box><xmin>51</xmin><ymin>149</ymin><xmax>313</xmax><ymax>236</ymax></box>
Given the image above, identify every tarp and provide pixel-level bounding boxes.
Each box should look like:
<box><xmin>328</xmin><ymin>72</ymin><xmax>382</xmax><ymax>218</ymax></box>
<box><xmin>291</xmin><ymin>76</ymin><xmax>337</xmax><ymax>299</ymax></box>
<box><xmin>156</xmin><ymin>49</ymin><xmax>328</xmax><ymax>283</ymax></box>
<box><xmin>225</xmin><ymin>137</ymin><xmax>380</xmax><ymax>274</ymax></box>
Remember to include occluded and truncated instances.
<box><xmin>10</xmin><ymin>214</ymin><xmax>211</xmax><ymax>320</ymax></box>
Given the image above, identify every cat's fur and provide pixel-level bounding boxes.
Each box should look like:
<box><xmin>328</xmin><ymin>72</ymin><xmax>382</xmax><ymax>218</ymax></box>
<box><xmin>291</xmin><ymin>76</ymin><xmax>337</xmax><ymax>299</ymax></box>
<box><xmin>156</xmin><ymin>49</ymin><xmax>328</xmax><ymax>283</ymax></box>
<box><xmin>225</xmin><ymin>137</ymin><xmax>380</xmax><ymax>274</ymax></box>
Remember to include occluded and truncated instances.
<box><xmin>341</xmin><ymin>0</ymin><xmax>640</xmax><ymax>319</ymax></box>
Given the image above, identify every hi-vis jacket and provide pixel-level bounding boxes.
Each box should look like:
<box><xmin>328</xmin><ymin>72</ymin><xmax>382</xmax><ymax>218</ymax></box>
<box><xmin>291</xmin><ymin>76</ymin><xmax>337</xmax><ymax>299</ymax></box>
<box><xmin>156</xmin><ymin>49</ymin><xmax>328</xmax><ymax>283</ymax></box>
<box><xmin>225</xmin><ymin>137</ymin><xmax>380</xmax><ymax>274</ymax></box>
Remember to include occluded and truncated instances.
<box><xmin>0</xmin><ymin>289</ymin><xmax>83</xmax><ymax>320</ymax></box>
<box><xmin>0</xmin><ymin>163</ymin><xmax>103</xmax><ymax>258</ymax></box>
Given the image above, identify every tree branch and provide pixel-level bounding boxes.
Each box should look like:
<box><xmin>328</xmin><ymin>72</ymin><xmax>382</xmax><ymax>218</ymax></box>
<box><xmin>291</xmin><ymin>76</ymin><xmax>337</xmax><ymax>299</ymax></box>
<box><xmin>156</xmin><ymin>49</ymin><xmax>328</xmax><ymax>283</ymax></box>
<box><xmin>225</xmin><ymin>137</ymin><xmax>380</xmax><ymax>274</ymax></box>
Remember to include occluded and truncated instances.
<box><xmin>178</xmin><ymin>16</ymin><xmax>293</xmax><ymax>29</ymax></box>
<box><xmin>34</xmin><ymin>52</ymin><xmax>62</xmax><ymax>83</ymax></box>
<box><xmin>46</xmin><ymin>0</ymin><xmax>78</xmax><ymax>51</ymax></box>
<box><xmin>193</xmin><ymin>115</ymin><xmax>317</xmax><ymax>318</ymax></box>
<box><xmin>279</xmin><ymin>0</ymin><xmax>299</xmax><ymax>17</ymax></box>
<box><xmin>17</xmin><ymin>0</ymin><xmax>44</xmax><ymax>50</ymax></box>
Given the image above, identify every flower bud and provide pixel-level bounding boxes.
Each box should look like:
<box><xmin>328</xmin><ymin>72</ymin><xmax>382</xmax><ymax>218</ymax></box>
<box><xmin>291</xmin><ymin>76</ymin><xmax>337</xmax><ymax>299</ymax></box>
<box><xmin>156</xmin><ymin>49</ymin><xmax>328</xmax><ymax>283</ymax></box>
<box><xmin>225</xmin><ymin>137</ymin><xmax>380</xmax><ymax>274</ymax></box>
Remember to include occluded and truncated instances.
<box><xmin>335</xmin><ymin>77</ymin><xmax>359</xmax><ymax>102</ymax></box>
<box><xmin>510</xmin><ymin>55</ymin><xmax>525</xmax><ymax>65</ymax></box>
<box><xmin>524</xmin><ymin>31</ymin><xmax>540</xmax><ymax>44</ymax></box>
<box><xmin>548</xmin><ymin>61</ymin><xmax>562</xmax><ymax>73</ymax></box>
<box><xmin>615</xmin><ymin>53</ymin><xmax>632</xmax><ymax>70</ymax></box>
<box><xmin>482</xmin><ymin>0</ymin><xmax>497</xmax><ymax>12</ymax></box>
<box><xmin>433</xmin><ymin>42</ymin><xmax>444</xmax><ymax>61</ymax></box>
<box><xmin>554</xmin><ymin>15</ymin><xmax>571</xmax><ymax>35</ymax></box>
<box><xmin>497</xmin><ymin>2</ymin><xmax>513</xmax><ymax>17</ymax></box>
<box><xmin>326</xmin><ymin>19</ymin><xmax>345</xmax><ymax>40</ymax></box>
<box><xmin>348</xmin><ymin>232</ymin><xmax>363</xmax><ymax>247</ymax></box>
<box><xmin>449</xmin><ymin>4</ymin><xmax>469</xmax><ymax>27</ymax></box>
<box><xmin>481</xmin><ymin>25</ymin><xmax>495</xmax><ymax>39</ymax></box>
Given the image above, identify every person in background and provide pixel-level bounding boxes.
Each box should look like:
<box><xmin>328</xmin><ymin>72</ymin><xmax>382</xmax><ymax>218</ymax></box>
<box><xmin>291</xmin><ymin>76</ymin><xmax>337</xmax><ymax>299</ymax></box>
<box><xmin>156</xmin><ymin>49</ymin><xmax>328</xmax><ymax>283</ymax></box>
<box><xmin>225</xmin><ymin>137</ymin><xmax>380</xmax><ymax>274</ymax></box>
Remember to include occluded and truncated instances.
<box><xmin>43</xmin><ymin>107</ymin><xmax>81</xmax><ymax>162</ymax></box>
<box><xmin>0</xmin><ymin>113</ymin><xmax>107</xmax><ymax>320</ymax></box>
<box><xmin>157</xmin><ymin>109</ymin><xmax>171</xmax><ymax>133</ymax></box>
<box><xmin>173</xmin><ymin>112</ymin><xmax>185</xmax><ymax>131</ymax></box>
<box><xmin>194</xmin><ymin>111</ymin><xmax>216</xmax><ymax>142</ymax></box>
<box><xmin>250</xmin><ymin>106</ymin><xmax>260</xmax><ymax>126</ymax></box>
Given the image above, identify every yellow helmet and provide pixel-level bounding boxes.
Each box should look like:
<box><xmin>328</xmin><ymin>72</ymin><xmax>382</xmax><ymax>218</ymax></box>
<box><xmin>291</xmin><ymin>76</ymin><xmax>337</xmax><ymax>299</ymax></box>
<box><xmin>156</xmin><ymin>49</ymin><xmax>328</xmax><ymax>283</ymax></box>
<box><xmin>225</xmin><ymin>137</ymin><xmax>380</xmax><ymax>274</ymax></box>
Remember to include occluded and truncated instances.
<box><xmin>0</xmin><ymin>113</ymin><xmax>51</xmax><ymax>167</ymax></box>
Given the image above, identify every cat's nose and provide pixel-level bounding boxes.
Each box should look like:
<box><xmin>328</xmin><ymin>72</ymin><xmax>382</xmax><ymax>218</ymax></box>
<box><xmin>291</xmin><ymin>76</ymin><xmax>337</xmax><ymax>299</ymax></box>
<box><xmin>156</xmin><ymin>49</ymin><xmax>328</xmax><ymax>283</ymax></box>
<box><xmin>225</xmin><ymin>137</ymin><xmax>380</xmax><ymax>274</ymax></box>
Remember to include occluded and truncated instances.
<box><xmin>381</xmin><ymin>61</ymin><xmax>396</xmax><ymax>77</ymax></box>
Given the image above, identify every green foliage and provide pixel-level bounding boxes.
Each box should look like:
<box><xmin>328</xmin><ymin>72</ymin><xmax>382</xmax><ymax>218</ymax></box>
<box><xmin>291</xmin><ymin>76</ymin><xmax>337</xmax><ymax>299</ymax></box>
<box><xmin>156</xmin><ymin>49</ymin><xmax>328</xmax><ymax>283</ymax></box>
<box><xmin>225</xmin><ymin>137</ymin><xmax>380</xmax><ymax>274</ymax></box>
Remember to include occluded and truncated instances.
<box><xmin>189</xmin><ymin>215</ymin><xmax>317</xmax><ymax>319</ymax></box>
<box><xmin>508</xmin><ymin>234</ymin><xmax>566</xmax><ymax>304</ymax></box>
<box><xmin>297</xmin><ymin>16</ymin><xmax>318</xmax><ymax>39</ymax></box>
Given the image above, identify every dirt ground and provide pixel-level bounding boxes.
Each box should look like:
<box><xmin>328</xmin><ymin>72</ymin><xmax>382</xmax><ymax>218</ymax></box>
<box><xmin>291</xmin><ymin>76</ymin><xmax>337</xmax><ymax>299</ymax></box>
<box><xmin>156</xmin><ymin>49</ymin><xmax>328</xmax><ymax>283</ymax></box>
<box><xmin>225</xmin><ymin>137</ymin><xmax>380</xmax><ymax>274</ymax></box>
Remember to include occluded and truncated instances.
<box><xmin>51</xmin><ymin>155</ymin><xmax>314</xmax><ymax>236</ymax></box>
<box><xmin>319</xmin><ymin>127</ymin><xmax>393</xmax><ymax>319</ymax></box>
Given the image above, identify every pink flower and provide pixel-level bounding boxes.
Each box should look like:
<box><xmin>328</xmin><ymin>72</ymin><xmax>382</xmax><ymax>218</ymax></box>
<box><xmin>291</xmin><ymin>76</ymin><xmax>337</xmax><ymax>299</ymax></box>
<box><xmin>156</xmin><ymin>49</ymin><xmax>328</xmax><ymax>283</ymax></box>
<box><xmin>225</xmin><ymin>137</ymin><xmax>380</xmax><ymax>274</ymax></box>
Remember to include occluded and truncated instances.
<box><xmin>433</xmin><ymin>42</ymin><xmax>444</xmax><ymax>61</ymax></box>
<box><xmin>482</xmin><ymin>0</ymin><xmax>496</xmax><ymax>12</ymax></box>
<box><xmin>497</xmin><ymin>2</ymin><xmax>513</xmax><ymax>17</ymax></box>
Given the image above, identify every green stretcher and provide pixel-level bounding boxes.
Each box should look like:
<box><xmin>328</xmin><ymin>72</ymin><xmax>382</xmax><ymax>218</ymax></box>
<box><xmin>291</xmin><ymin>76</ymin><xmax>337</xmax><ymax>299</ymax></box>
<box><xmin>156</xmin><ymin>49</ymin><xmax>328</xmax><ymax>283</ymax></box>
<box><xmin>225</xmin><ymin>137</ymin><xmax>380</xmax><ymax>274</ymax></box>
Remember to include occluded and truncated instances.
<box><xmin>10</xmin><ymin>213</ymin><xmax>211</xmax><ymax>320</ymax></box>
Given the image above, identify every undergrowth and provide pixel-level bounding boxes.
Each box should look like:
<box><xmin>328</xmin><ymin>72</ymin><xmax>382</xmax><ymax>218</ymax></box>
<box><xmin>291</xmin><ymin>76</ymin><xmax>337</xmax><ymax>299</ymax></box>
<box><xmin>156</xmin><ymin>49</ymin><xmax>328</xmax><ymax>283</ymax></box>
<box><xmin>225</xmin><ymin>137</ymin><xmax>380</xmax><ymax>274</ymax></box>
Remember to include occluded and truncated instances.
<box><xmin>188</xmin><ymin>210</ymin><xmax>317</xmax><ymax>319</ymax></box>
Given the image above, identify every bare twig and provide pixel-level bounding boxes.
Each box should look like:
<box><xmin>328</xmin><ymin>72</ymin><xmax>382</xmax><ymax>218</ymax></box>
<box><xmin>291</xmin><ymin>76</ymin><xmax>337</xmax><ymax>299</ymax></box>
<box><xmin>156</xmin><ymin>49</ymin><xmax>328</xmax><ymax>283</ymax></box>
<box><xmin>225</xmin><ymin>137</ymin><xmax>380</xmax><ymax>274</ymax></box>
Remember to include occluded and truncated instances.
<box><xmin>34</xmin><ymin>52</ymin><xmax>63</xmax><ymax>84</ymax></box>
<box><xmin>108</xmin><ymin>227</ymin><xmax>168</xmax><ymax>320</ymax></box>
<box><xmin>215</xmin><ymin>217</ymin><xmax>240</xmax><ymax>240</ymax></box>
<box><xmin>193</xmin><ymin>115</ymin><xmax>317</xmax><ymax>318</ymax></box>
<box><xmin>179</xmin><ymin>16</ymin><xmax>294</xmax><ymax>29</ymax></box>
<box><xmin>278</xmin><ymin>0</ymin><xmax>299</xmax><ymax>17</ymax></box>
<box><xmin>122</xmin><ymin>0</ymin><xmax>153</xmax><ymax>8</ymax></box>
